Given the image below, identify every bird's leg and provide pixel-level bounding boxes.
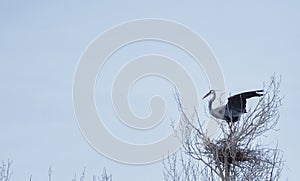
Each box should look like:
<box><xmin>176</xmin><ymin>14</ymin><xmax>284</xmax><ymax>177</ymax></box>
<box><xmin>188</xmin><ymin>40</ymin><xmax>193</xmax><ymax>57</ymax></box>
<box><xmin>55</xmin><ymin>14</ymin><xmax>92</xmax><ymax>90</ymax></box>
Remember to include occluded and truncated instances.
<box><xmin>228</xmin><ymin>119</ymin><xmax>234</xmax><ymax>135</ymax></box>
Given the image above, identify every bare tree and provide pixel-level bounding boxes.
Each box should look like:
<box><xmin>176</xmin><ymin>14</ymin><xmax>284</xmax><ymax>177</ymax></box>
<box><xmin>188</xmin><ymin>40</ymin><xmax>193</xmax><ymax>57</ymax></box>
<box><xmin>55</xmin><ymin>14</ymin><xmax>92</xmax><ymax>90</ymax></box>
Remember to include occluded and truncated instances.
<box><xmin>164</xmin><ymin>76</ymin><xmax>284</xmax><ymax>181</ymax></box>
<box><xmin>0</xmin><ymin>160</ymin><xmax>12</xmax><ymax>181</ymax></box>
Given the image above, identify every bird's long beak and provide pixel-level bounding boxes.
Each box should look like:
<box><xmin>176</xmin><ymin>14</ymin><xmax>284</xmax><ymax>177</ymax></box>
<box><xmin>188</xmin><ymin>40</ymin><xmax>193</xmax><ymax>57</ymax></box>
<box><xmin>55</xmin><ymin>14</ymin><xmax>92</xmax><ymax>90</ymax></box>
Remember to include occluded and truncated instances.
<box><xmin>202</xmin><ymin>92</ymin><xmax>211</xmax><ymax>99</ymax></box>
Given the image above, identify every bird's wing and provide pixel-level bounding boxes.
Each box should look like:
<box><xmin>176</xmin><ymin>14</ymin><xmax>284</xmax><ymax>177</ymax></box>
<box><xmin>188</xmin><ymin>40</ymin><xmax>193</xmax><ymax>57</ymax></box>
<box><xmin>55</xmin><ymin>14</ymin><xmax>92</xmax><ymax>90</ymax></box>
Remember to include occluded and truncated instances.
<box><xmin>227</xmin><ymin>90</ymin><xmax>263</xmax><ymax>113</ymax></box>
<box><xmin>233</xmin><ymin>90</ymin><xmax>263</xmax><ymax>99</ymax></box>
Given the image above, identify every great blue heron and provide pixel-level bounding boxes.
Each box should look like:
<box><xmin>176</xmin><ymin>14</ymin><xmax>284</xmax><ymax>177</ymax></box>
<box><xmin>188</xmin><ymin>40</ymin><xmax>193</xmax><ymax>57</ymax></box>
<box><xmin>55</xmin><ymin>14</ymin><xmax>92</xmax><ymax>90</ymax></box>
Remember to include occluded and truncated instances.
<box><xmin>202</xmin><ymin>90</ymin><xmax>263</xmax><ymax>123</ymax></box>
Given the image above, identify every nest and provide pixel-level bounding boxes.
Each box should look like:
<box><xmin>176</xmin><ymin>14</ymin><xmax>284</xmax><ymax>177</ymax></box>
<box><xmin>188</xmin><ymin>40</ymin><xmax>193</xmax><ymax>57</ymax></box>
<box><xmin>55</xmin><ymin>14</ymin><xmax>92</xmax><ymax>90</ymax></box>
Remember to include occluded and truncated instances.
<box><xmin>205</xmin><ymin>139</ymin><xmax>257</xmax><ymax>165</ymax></box>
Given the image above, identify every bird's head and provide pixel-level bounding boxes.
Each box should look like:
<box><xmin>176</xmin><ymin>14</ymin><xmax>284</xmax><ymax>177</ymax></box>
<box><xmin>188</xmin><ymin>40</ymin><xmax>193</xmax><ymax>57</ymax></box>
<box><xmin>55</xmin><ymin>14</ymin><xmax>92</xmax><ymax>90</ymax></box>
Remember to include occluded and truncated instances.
<box><xmin>202</xmin><ymin>90</ymin><xmax>216</xmax><ymax>99</ymax></box>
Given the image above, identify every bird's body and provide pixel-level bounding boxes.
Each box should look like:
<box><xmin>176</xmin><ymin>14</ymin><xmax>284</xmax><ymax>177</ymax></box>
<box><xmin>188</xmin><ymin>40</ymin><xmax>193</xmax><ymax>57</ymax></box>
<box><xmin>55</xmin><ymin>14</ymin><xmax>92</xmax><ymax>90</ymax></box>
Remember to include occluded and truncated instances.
<box><xmin>203</xmin><ymin>90</ymin><xmax>263</xmax><ymax>123</ymax></box>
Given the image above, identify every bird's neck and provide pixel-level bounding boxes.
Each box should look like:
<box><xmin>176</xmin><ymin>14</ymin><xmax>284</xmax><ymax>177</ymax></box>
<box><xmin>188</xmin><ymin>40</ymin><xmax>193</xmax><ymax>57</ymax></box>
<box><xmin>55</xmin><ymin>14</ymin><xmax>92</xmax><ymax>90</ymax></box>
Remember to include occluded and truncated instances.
<box><xmin>208</xmin><ymin>93</ymin><xmax>219</xmax><ymax>118</ymax></box>
<box><xmin>208</xmin><ymin>99</ymin><xmax>213</xmax><ymax>114</ymax></box>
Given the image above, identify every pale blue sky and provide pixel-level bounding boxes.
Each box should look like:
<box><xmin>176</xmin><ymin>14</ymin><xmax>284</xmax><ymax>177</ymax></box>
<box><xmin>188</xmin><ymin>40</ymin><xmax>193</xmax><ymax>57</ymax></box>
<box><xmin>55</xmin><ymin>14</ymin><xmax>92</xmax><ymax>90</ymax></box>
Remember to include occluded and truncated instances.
<box><xmin>1</xmin><ymin>0</ymin><xmax>300</xmax><ymax>180</ymax></box>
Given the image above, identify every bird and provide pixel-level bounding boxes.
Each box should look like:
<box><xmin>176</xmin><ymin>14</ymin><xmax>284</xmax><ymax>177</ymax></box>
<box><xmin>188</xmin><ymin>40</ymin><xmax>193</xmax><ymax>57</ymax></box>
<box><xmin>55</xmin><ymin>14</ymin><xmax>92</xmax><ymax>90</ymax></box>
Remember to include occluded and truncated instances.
<box><xmin>202</xmin><ymin>90</ymin><xmax>263</xmax><ymax>123</ymax></box>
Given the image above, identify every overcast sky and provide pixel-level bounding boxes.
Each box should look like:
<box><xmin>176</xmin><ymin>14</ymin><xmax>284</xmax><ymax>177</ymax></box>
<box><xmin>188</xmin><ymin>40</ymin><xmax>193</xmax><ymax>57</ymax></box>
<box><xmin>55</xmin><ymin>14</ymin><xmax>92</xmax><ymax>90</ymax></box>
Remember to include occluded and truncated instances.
<box><xmin>1</xmin><ymin>0</ymin><xmax>300</xmax><ymax>180</ymax></box>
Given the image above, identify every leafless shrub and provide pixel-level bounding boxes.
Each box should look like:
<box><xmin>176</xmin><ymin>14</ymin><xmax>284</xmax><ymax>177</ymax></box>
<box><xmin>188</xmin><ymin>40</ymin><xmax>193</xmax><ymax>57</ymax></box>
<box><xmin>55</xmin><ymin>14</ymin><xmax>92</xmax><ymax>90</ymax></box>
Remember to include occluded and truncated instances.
<box><xmin>48</xmin><ymin>166</ymin><xmax>52</xmax><ymax>181</ymax></box>
<box><xmin>100</xmin><ymin>168</ymin><xmax>112</xmax><ymax>181</ymax></box>
<box><xmin>72</xmin><ymin>167</ymin><xmax>112</xmax><ymax>181</ymax></box>
<box><xmin>164</xmin><ymin>76</ymin><xmax>284</xmax><ymax>181</ymax></box>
